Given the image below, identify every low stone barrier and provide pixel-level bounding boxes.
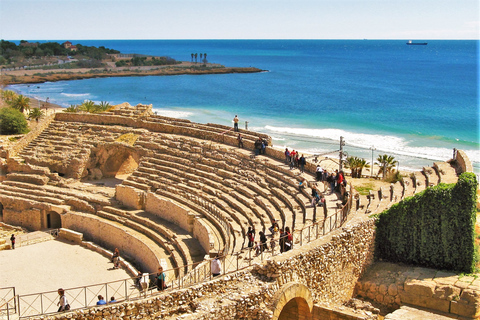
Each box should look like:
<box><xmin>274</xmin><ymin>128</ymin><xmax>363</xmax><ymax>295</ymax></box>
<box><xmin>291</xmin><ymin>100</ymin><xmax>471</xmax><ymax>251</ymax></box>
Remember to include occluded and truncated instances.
<box><xmin>355</xmin><ymin>261</ymin><xmax>480</xmax><ymax>319</ymax></box>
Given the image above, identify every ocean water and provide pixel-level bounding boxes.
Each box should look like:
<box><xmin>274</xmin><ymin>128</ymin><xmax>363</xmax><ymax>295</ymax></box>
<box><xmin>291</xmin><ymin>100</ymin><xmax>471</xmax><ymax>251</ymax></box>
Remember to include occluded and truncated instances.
<box><xmin>8</xmin><ymin>40</ymin><xmax>479</xmax><ymax>174</ymax></box>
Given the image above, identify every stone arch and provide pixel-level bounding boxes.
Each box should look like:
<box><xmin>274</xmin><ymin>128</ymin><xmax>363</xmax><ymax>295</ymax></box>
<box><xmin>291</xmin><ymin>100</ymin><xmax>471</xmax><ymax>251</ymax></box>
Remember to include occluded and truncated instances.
<box><xmin>272</xmin><ymin>282</ymin><xmax>313</xmax><ymax>320</ymax></box>
<box><xmin>46</xmin><ymin>211</ymin><xmax>62</xmax><ymax>229</ymax></box>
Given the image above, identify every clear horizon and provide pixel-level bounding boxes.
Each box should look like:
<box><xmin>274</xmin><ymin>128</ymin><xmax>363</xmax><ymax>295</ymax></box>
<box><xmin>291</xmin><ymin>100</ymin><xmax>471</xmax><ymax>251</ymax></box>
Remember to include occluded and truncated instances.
<box><xmin>1</xmin><ymin>0</ymin><xmax>478</xmax><ymax>41</ymax></box>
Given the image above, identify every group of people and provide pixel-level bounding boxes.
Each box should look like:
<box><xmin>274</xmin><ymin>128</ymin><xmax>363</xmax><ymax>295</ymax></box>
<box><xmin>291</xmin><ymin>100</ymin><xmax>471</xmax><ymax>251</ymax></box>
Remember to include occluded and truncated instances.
<box><xmin>254</xmin><ymin>137</ymin><xmax>268</xmax><ymax>155</ymax></box>
<box><xmin>247</xmin><ymin>223</ymin><xmax>294</xmax><ymax>255</ymax></box>
<box><xmin>284</xmin><ymin>148</ymin><xmax>306</xmax><ymax>172</ymax></box>
<box><xmin>315</xmin><ymin>166</ymin><xmax>346</xmax><ymax>194</ymax></box>
<box><xmin>57</xmin><ymin>289</ymin><xmax>116</xmax><ymax>312</ymax></box>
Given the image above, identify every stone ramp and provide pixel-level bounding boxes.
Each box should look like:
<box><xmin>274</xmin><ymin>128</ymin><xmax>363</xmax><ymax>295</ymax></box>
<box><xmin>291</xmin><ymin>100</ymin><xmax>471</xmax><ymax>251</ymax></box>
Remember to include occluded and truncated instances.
<box><xmin>385</xmin><ymin>305</ymin><xmax>465</xmax><ymax>319</ymax></box>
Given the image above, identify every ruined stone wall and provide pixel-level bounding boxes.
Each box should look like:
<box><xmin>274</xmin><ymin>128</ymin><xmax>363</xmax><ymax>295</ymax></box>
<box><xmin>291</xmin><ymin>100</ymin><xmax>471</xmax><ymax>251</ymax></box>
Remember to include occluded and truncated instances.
<box><xmin>144</xmin><ymin>192</ymin><xmax>195</xmax><ymax>233</ymax></box>
<box><xmin>193</xmin><ymin>218</ymin><xmax>214</xmax><ymax>255</ymax></box>
<box><xmin>37</xmin><ymin>218</ymin><xmax>376</xmax><ymax>320</ymax></box>
<box><xmin>456</xmin><ymin>149</ymin><xmax>473</xmax><ymax>173</ymax></box>
<box><xmin>4</xmin><ymin>113</ymin><xmax>56</xmax><ymax>159</ymax></box>
<box><xmin>2</xmin><ymin>207</ymin><xmax>42</xmax><ymax>231</ymax></box>
<box><xmin>62</xmin><ymin>212</ymin><xmax>161</xmax><ymax>273</ymax></box>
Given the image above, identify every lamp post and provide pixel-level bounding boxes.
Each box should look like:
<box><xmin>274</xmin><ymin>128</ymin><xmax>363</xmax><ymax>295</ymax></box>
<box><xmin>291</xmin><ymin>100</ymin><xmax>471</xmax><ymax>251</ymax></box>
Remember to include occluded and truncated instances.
<box><xmin>370</xmin><ymin>146</ymin><xmax>376</xmax><ymax>178</ymax></box>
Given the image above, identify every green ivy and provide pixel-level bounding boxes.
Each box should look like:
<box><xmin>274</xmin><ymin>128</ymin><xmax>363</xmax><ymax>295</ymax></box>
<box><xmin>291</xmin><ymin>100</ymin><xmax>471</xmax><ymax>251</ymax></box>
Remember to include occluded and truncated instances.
<box><xmin>375</xmin><ymin>172</ymin><xmax>478</xmax><ymax>273</ymax></box>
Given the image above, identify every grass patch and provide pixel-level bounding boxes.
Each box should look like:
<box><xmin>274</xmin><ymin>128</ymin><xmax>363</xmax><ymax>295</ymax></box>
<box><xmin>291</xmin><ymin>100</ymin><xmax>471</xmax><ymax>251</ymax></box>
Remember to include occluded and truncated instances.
<box><xmin>354</xmin><ymin>182</ymin><xmax>376</xmax><ymax>195</ymax></box>
<box><xmin>115</xmin><ymin>133</ymin><xmax>139</xmax><ymax>146</ymax></box>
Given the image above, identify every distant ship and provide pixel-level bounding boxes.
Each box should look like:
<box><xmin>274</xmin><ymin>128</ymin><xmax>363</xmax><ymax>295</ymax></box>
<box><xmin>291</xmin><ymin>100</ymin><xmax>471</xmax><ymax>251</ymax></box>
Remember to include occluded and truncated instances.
<box><xmin>406</xmin><ymin>40</ymin><xmax>427</xmax><ymax>45</ymax></box>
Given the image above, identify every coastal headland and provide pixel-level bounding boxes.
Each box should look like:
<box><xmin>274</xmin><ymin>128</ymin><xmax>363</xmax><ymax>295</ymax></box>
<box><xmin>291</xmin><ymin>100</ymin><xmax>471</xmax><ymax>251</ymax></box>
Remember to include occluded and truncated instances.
<box><xmin>0</xmin><ymin>63</ymin><xmax>264</xmax><ymax>86</ymax></box>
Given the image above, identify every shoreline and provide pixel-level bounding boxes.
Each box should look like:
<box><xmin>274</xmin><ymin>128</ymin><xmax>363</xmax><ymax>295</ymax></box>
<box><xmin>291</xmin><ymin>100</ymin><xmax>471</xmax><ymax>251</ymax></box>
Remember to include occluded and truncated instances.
<box><xmin>0</xmin><ymin>62</ymin><xmax>264</xmax><ymax>86</ymax></box>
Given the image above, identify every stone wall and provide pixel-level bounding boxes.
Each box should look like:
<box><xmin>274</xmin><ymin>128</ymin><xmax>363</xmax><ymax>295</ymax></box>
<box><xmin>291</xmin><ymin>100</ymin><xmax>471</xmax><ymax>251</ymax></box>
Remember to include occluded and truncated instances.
<box><xmin>193</xmin><ymin>217</ymin><xmax>214</xmax><ymax>254</ymax></box>
<box><xmin>4</xmin><ymin>113</ymin><xmax>56</xmax><ymax>159</ymax></box>
<box><xmin>144</xmin><ymin>192</ymin><xmax>195</xmax><ymax>233</ymax></box>
<box><xmin>355</xmin><ymin>261</ymin><xmax>480</xmax><ymax>319</ymax></box>
<box><xmin>36</xmin><ymin>217</ymin><xmax>376</xmax><ymax>320</ymax></box>
<box><xmin>456</xmin><ymin>149</ymin><xmax>473</xmax><ymax>174</ymax></box>
<box><xmin>62</xmin><ymin>212</ymin><xmax>161</xmax><ymax>273</ymax></box>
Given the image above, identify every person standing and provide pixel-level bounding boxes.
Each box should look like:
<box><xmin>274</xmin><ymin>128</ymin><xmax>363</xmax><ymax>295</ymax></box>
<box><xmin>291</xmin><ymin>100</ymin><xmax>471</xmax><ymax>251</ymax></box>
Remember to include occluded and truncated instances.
<box><xmin>233</xmin><ymin>115</ymin><xmax>239</xmax><ymax>132</ymax></box>
<box><xmin>316</xmin><ymin>165</ymin><xmax>324</xmax><ymax>181</ymax></box>
<box><xmin>157</xmin><ymin>267</ymin><xmax>166</xmax><ymax>291</ymax></box>
<box><xmin>211</xmin><ymin>256</ymin><xmax>221</xmax><ymax>277</ymax></box>
<box><xmin>237</xmin><ymin>133</ymin><xmax>244</xmax><ymax>148</ymax></box>
<box><xmin>247</xmin><ymin>226</ymin><xmax>255</xmax><ymax>248</ymax></box>
<box><xmin>299</xmin><ymin>154</ymin><xmax>306</xmax><ymax>173</ymax></box>
<box><xmin>57</xmin><ymin>288</ymin><xmax>69</xmax><ymax>312</ymax></box>
<box><xmin>284</xmin><ymin>227</ymin><xmax>293</xmax><ymax>251</ymax></box>
<box><xmin>10</xmin><ymin>234</ymin><xmax>15</xmax><ymax>249</ymax></box>
<box><xmin>259</xmin><ymin>231</ymin><xmax>268</xmax><ymax>252</ymax></box>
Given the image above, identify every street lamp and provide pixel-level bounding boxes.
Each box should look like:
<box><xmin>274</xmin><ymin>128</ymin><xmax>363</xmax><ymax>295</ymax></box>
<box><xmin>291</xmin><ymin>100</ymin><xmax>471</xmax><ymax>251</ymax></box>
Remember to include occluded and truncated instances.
<box><xmin>370</xmin><ymin>146</ymin><xmax>376</xmax><ymax>178</ymax></box>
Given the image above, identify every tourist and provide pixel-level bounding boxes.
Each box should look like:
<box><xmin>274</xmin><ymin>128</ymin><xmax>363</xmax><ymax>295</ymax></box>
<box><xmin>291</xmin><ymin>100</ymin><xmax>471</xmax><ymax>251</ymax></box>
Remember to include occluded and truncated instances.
<box><xmin>259</xmin><ymin>231</ymin><xmax>268</xmax><ymax>252</ymax></box>
<box><xmin>254</xmin><ymin>137</ymin><xmax>262</xmax><ymax>156</ymax></box>
<box><xmin>299</xmin><ymin>178</ymin><xmax>307</xmax><ymax>191</ymax></box>
<box><xmin>270</xmin><ymin>237</ymin><xmax>276</xmax><ymax>252</ymax></box>
<box><xmin>254</xmin><ymin>241</ymin><xmax>262</xmax><ymax>255</ymax></box>
<box><xmin>157</xmin><ymin>267</ymin><xmax>166</xmax><ymax>291</ymax></box>
<box><xmin>233</xmin><ymin>115</ymin><xmax>239</xmax><ymax>132</ymax></box>
<box><xmin>96</xmin><ymin>295</ymin><xmax>107</xmax><ymax>305</ymax></box>
<box><xmin>284</xmin><ymin>227</ymin><xmax>293</xmax><ymax>251</ymax></box>
<box><xmin>316</xmin><ymin>165</ymin><xmax>323</xmax><ymax>181</ymax></box>
<box><xmin>284</xmin><ymin>148</ymin><xmax>290</xmax><ymax>164</ymax></box>
<box><xmin>268</xmin><ymin>219</ymin><xmax>279</xmax><ymax>236</ymax></box>
<box><xmin>289</xmin><ymin>150</ymin><xmax>296</xmax><ymax>169</ymax></box>
<box><xmin>237</xmin><ymin>133</ymin><xmax>244</xmax><ymax>148</ymax></box>
<box><xmin>311</xmin><ymin>185</ymin><xmax>319</xmax><ymax>207</ymax></box>
<box><xmin>261</xmin><ymin>138</ymin><xmax>268</xmax><ymax>154</ymax></box>
<box><xmin>299</xmin><ymin>154</ymin><xmax>306</xmax><ymax>173</ymax></box>
<box><xmin>247</xmin><ymin>226</ymin><xmax>255</xmax><ymax>248</ymax></box>
<box><xmin>328</xmin><ymin>171</ymin><xmax>336</xmax><ymax>194</ymax></box>
<box><xmin>323</xmin><ymin>196</ymin><xmax>328</xmax><ymax>221</ymax></box>
<box><xmin>10</xmin><ymin>234</ymin><xmax>15</xmax><ymax>249</ymax></box>
<box><xmin>112</xmin><ymin>248</ymin><xmax>120</xmax><ymax>269</ymax></box>
<box><xmin>294</xmin><ymin>153</ymin><xmax>300</xmax><ymax>168</ymax></box>
<box><xmin>279</xmin><ymin>228</ymin><xmax>286</xmax><ymax>253</ymax></box>
<box><xmin>211</xmin><ymin>256</ymin><xmax>221</xmax><ymax>277</ymax></box>
<box><xmin>109</xmin><ymin>296</ymin><xmax>117</xmax><ymax>304</ymax></box>
<box><xmin>336</xmin><ymin>170</ymin><xmax>344</xmax><ymax>192</ymax></box>
<box><xmin>57</xmin><ymin>288</ymin><xmax>70</xmax><ymax>312</ymax></box>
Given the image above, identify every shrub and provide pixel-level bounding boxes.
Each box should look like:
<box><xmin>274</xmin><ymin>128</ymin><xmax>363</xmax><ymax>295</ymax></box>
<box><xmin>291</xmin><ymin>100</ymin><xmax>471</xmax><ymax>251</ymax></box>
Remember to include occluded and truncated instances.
<box><xmin>0</xmin><ymin>107</ymin><xmax>29</xmax><ymax>134</ymax></box>
<box><xmin>375</xmin><ymin>172</ymin><xmax>478</xmax><ymax>273</ymax></box>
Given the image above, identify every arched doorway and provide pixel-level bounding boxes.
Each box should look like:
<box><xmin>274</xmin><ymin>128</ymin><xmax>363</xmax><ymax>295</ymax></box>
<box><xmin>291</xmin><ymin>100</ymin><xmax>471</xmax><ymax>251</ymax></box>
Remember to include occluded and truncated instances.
<box><xmin>272</xmin><ymin>282</ymin><xmax>313</xmax><ymax>320</ymax></box>
<box><xmin>46</xmin><ymin>211</ymin><xmax>62</xmax><ymax>229</ymax></box>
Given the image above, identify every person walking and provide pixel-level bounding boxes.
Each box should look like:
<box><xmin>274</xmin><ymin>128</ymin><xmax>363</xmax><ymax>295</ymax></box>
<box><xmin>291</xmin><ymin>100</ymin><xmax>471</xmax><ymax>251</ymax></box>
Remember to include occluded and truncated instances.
<box><xmin>247</xmin><ymin>226</ymin><xmax>255</xmax><ymax>248</ymax></box>
<box><xmin>233</xmin><ymin>115</ymin><xmax>239</xmax><ymax>132</ymax></box>
<box><xmin>10</xmin><ymin>234</ymin><xmax>15</xmax><ymax>249</ymax></box>
<box><xmin>156</xmin><ymin>267</ymin><xmax>166</xmax><ymax>291</ymax></box>
<box><xmin>57</xmin><ymin>288</ymin><xmax>69</xmax><ymax>312</ymax></box>
<box><xmin>259</xmin><ymin>231</ymin><xmax>268</xmax><ymax>252</ymax></box>
<box><xmin>211</xmin><ymin>256</ymin><xmax>221</xmax><ymax>277</ymax></box>
<box><xmin>299</xmin><ymin>154</ymin><xmax>306</xmax><ymax>173</ymax></box>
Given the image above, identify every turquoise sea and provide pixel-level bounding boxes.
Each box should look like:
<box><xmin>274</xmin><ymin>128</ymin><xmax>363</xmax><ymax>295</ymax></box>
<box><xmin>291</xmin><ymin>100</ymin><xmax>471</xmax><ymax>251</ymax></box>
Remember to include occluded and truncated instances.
<box><xmin>7</xmin><ymin>40</ymin><xmax>480</xmax><ymax>174</ymax></box>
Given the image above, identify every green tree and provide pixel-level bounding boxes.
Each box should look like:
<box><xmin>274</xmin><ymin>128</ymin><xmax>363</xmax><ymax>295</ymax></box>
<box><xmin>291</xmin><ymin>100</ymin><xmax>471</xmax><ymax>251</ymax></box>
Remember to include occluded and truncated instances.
<box><xmin>375</xmin><ymin>154</ymin><xmax>398</xmax><ymax>179</ymax></box>
<box><xmin>28</xmin><ymin>107</ymin><xmax>44</xmax><ymax>122</ymax></box>
<box><xmin>79</xmin><ymin>100</ymin><xmax>99</xmax><ymax>113</ymax></box>
<box><xmin>0</xmin><ymin>108</ymin><xmax>29</xmax><ymax>134</ymax></box>
<box><xmin>97</xmin><ymin>101</ymin><xmax>112</xmax><ymax>112</ymax></box>
<box><xmin>191</xmin><ymin>53</ymin><xmax>194</xmax><ymax>62</ymax></box>
<box><xmin>10</xmin><ymin>94</ymin><xmax>31</xmax><ymax>113</ymax></box>
<box><xmin>64</xmin><ymin>104</ymin><xmax>79</xmax><ymax>113</ymax></box>
<box><xmin>1</xmin><ymin>90</ymin><xmax>17</xmax><ymax>103</ymax></box>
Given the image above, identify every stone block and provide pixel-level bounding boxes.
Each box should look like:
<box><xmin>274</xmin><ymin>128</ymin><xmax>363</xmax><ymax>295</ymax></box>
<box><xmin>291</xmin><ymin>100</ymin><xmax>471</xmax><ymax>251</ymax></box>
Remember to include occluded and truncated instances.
<box><xmin>404</xmin><ymin>279</ymin><xmax>436</xmax><ymax>297</ymax></box>
<box><xmin>378</xmin><ymin>284</ymin><xmax>387</xmax><ymax>295</ymax></box>
<box><xmin>460</xmin><ymin>288</ymin><xmax>480</xmax><ymax>306</ymax></box>
<box><xmin>450</xmin><ymin>300</ymin><xmax>480</xmax><ymax>318</ymax></box>
<box><xmin>399</xmin><ymin>291</ymin><xmax>428</xmax><ymax>308</ymax></box>
<box><xmin>388</xmin><ymin>284</ymin><xmax>398</xmax><ymax>296</ymax></box>
<box><xmin>433</xmin><ymin>285</ymin><xmax>461</xmax><ymax>301</ymax></box>
<box><xmin>425</xmin><ymin>296</ymin><xmax>450</xmax><ymax>313</ymax></box>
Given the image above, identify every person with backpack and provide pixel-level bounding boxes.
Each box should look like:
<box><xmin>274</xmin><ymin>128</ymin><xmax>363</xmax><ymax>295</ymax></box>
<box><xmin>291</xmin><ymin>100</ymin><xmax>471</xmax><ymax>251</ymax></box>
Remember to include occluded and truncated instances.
<box><xmin>57</xmin><ymin>288</ymin><xmax>70</xmax><ymax>312</ymax></box>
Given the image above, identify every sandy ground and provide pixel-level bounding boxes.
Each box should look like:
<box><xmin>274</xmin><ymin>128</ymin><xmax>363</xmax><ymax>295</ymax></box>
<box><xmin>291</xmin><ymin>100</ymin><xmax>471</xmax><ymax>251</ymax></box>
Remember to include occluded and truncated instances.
<box><xmin>0</xmin><ymin>239</ymin><xmax>131</xmax><ymax>296</ymax></box>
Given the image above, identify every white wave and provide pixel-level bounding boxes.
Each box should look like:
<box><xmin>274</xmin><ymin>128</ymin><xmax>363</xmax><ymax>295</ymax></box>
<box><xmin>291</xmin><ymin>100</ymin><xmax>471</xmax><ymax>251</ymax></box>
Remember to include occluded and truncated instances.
<box><xmin>263</xmin><ymin>125</ymin><xmax>478</xmax><ymax>164</ymax></box>
<box><xmin>61</xmin><ymin>93</ymin><xmax>91</xmax><ymax>97</ymax></box>
<box><xmin>153</xmin><ymin>109</ymin><xmax>193</xmax><ymax>119</ymax></box>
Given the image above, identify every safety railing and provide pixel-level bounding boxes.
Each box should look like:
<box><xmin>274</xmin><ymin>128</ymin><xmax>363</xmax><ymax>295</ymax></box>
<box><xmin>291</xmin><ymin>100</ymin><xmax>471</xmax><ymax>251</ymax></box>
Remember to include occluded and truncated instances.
<box><xmin>16</xmin><ymin>192</ymin><xmax>352</xmax><ymax>318</ymax></box>
<box><xmin>0</xmin><ymin>287</ymin><xmax>16</xmax><ymax>316</ymax></box>
<box><xmin>16</xmin><ymin>229</ymin><xmax>59</xmax><ymax>248</ymax></box>
<box><xmin>0</xmin><ymin>296</ymin><xmax>17</xmax><ymax>320</ymax></box>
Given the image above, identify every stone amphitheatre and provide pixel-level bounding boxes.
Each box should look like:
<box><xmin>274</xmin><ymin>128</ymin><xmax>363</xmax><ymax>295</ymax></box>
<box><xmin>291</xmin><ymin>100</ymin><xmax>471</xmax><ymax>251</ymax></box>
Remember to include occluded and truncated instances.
<box><xmin>0</xmin><ymin>103</ymin><xmax>478</xmax><ymax>320</ymax></box>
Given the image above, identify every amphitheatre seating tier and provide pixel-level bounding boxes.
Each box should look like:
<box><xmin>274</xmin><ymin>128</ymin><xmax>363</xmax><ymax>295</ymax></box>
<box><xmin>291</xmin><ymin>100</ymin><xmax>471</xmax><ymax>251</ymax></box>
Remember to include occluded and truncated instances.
<box><xmin>433</xmin><ymin>162</ymin><xmax>458</xmax><ymax>184</ymax></box>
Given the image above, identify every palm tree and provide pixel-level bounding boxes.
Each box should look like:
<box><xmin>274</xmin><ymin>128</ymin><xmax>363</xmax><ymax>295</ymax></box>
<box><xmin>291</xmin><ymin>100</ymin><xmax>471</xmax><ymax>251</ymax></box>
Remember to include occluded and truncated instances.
<box><xmin>200</xmin><ymin>53</ymin><xmax>203</xmax><ymax>61</ymax></box>
<box><xmin>11</xmin><ymin>95</ymin><xmax>31</xmax><ymax>113</ymax></box>
<box><xmin>28</xmin><ymin>107</ymin><xmax>44</xmax><ymax>122</ymax></box>
<box><xmin>204</xmin><ymin>53</ymin><xmax>207</xmax><ymax>62</ymax></box>
<box><xmin>97</xmin><ymin>101</ymin><xmax>112</xmax><ymax>112</ymax></box>
<box><xmin>356</xmin><ymin>158</ymin><xmax>370</xmax><ymax>178</ymax></box>
<box><xmin>194</xmin><ymin>53</ymin><xmax>198</xmax><ymax>63</ymax></box>
<box><xmin>375</xmin><ymin>154</ymin><xmax>398</xmax><ymax>179</ymax></box>
<box><xmin>345</xmin><ymin>156</ymin><xmax>359</xmax><ymax>178</ymax></box>
<box><xmin>191</xmin><ymin>53</ymin><xmax>194</xmax><ymax>62</ymax></box>
<box><xmin>79</xmin><ymin>100</ymin><xmax>99</xmax><ymax>113</ymax></box>
<box><xmin>64</xmin><ymin>104</ymin><xmax>79</xmax><ymax>113</ymax></box>
<box><xmin>1</xmin><ymin>90</ymin><xmax>17</xmax><ymax>103</ymax></box>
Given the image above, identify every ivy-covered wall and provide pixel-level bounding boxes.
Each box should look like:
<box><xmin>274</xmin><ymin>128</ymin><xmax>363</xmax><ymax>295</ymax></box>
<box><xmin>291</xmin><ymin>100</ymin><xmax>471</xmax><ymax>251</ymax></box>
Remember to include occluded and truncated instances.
<box><xmin>375</xmin><ymin>172</ymin><xmax>478</xmax><ymax>273</ymax></box>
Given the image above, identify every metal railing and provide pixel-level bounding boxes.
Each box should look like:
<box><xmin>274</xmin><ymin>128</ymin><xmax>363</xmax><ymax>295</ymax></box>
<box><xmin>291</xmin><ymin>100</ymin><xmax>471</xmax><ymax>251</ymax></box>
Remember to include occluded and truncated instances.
<box><xmin>15</xmin><ymin>194</ymin><xmax>352</xmax><ymax>318</ymax></box>
<box><xmin>16</xmin><ymin>229</ymin><xmax>59</xmax><ymax>248</ymax></box>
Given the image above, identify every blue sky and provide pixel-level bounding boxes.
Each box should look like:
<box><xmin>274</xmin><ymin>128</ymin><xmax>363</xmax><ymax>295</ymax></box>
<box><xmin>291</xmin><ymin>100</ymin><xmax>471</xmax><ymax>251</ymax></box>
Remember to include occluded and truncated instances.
<box><xmin>1</xmin><ymin>0</ymin><xmax>478</xmax><ymax>40</ymax></box>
